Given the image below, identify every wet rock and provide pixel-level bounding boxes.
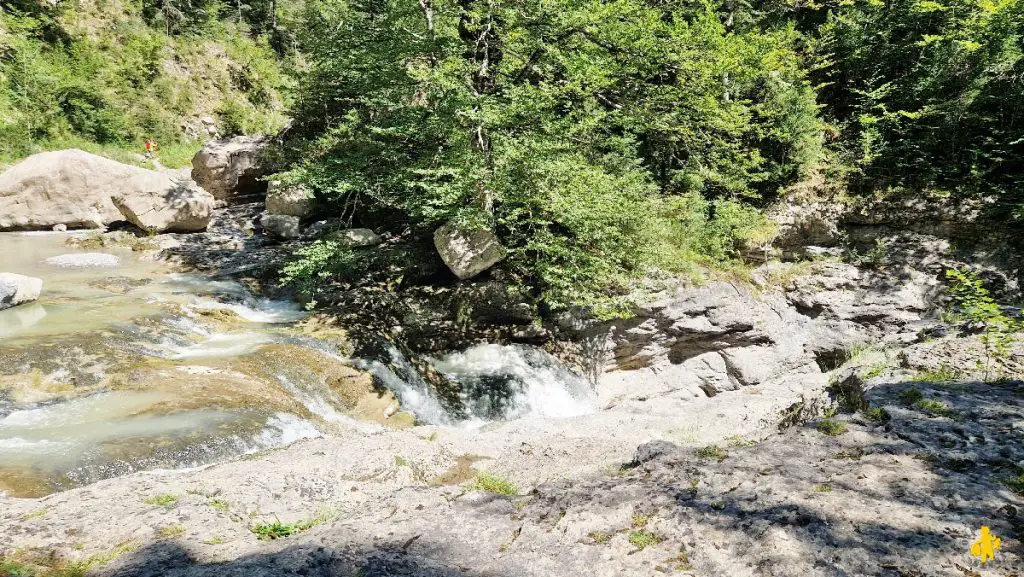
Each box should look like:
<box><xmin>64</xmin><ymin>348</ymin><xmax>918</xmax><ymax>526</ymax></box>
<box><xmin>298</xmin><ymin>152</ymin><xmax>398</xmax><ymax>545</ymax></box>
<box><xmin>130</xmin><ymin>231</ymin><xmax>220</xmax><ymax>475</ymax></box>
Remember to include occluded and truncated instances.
<box><xmin>44</xmin><ymin>253</ymin><xmax>120</xmax><ymax>268</ymax></box>
<box><xmin>265</xmin><ymin>180</ymin><xmax>316</xmax><ymax>218</ymax></box>
<box><xmin>191</xmin><ymin>136</ymin><xmax>271</xmax><ymax>203</ymax></box>
<box><xmin>433</xmin><ymin>224</ymin><xmax>506</xmax><ymax>280</ymax></box>
<box><xmin>259</xmin><ymin>213</ymin><xmax>301</xmax><ymax>240</ymax></box>
<box><xmin>0</xmin><ymin>273</ymin><xmax>42</xmax><ymax>311</ymax></box>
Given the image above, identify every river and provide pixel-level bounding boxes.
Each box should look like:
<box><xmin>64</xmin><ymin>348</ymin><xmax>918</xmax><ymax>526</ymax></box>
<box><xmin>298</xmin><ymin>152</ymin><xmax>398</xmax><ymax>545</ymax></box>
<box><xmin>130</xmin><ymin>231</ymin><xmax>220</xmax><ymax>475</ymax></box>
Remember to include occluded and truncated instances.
<box><xmin>0</xmin><ymin>231</ymin><xmax>595</xmax><ymax>497</ymax></box>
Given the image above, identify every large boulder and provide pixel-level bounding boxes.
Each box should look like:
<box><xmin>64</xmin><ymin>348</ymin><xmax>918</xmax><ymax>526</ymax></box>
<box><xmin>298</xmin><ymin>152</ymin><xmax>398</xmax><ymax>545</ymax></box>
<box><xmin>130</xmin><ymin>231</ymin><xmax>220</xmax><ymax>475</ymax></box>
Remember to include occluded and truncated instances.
<box><xmin>0</xmin><ymin>149</ymin><xmax>214</xmax><ymax>233</ymax></box>
<box><xmin>0</xmin><ymin>273</ymin><xmax>43</xmax><ymax>311</ymax></box>
<box><xmin>191</xmin><ymin>136</ymin><xmax>271</xmax><ymax>202</ymax></box>
<box><xmin>265</xmin><ymin>180</ymin><xmax>316</xmax><ymax>218</ymax></box>
<box><xmin>433</xmin><ymin>224</ymin><xmax>506</xmax><ymax>280</ymax></box>
<box><xmin>111</xmin><ymin>177</ymin><xmax>214</xmax><ymax>233</ymax></box>
<box><xmin>260</xmin><ymin>213</ymin><xmax>302</xmax><ymax>240</ymax></box>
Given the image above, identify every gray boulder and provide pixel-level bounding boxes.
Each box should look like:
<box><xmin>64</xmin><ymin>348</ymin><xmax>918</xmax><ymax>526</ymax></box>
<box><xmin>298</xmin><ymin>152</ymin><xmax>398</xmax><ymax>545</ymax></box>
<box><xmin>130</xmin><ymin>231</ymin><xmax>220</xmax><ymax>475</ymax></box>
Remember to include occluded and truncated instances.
<box><xmin>191</xmin><ymin>136</ymin><xmax>271</xmax><ymax>202</ymax></box>
<box><xmin>433</xmin><ymin>224</ymin><xmax>506</xmax><ymax>280</ymax></box>
<box><xmin>265</xmin><ymin>180</ymin><xmax>316</xmax><ymax>218</ymax></box>
<box><xmin>260</xmin><ymin>213</ymin><xmax>302</xmax><ymax>240</ymax></box>
<box><xmin>110</xmin><ymin>177</ymin><xmax>215</xmax><ymax>233</ymax></box>
<box><xmin>0</xmin><ymin>149</ymin><xmax>212</xmax><ymax>232</ymax></box>
<box><xmin>0</xmin><ymin>273</ymin><xmax>43</xmax><ymax>311</ymax></box>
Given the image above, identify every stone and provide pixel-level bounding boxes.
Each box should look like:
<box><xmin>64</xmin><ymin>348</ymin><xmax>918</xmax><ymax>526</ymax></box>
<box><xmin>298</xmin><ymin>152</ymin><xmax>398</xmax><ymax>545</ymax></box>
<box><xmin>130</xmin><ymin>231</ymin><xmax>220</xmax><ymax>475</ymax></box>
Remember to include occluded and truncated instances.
<box><xmin>328</xmin><ymin>228</ymin><xmax>383</xmax><ymax>247</ymax></box>
<box><xmin>52</xmin><ymin>224</ymin><xmax>67</xmax><ymax>232</ymax></box>
<box><xmin>0</xmin><ymin>149</ymin><xmax>210</xmax><ymax>232</ymax></box>
<box><xmin>0</xmin><ymin>273</ymin><xmax>43</xmax><ymax>311</ymax></box>
<box><xmin>44</xmin><ymin>253</ymin><xmax>120</xmax><ymax>268</ymax></box>
<box><xmin>110</xmin><ymin>175</ymin><xmax>215</xmax><ymax>233</ymax></box>
<box><xmin>433</xmin><ymin>224</ymin><xmax>506</xmax><ymax>280</ymax></box>
<box><xmin>190</xmin><ymin>136</ymin><xmax>271</xmax><ymax>202</ymax></box>
<box><xmin>260</xmin><ymin>213</ymin><xmax>302</xmax><ymax>240</ymax></box>
<box><xmin>265</xmin><ymin>180</ymin><xmax>316</xmax><ymax>218</ymax></box>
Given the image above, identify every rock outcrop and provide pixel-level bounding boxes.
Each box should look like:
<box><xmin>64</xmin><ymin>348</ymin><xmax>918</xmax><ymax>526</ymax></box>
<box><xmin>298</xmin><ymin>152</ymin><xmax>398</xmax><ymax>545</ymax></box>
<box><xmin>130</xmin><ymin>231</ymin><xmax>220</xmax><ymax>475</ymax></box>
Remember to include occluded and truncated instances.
<box><xmin>0</xmin><ymin>273</ymin><xmax>42</xmax><ymax>311</ymax></box>
<box><xmin>580</xmin><ymin>282</ymin><xmax>838</xmax><ymax>402</ymax></box>
<box><xmin>0</xmin><ymin>149</ymin><xmax>214</xmax><ymax>232</ymax></box>
<box><xmin>191</xmin><ymin>136</ymin><xmax>271</xmax><ymax>202</ymax></box>
<box><xmin>265</xmin><ymin>180</ymin><xmax>316</xmax><ymax>218</ymax></box>
<box><xmin>434</xmin><ymin>224</ymin><xmax>506</xmax><ymax>280</ymax></box>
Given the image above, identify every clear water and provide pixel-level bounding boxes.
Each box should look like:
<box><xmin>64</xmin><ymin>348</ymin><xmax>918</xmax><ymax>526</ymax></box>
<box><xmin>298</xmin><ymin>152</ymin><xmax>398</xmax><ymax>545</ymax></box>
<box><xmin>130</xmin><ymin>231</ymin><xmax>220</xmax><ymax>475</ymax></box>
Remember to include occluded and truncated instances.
<box><xmin>0</xmin><ymin>231</ymin><xmax>597</xmax><ymax>496</ymax></box>
<box><xmin>0</xmin><ymin>232</ymin><xmax>326</xmax><ymax>496</ymax></box>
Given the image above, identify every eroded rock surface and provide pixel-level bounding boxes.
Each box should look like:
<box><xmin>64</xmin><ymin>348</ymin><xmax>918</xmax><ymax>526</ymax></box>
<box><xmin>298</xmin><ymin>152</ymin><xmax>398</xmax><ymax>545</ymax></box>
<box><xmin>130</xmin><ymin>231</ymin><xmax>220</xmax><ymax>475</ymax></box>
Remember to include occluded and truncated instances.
<box><xmin>191</xmin><ymin>136</ymin><xmax>271</xmax><ymax>203</ymax></box>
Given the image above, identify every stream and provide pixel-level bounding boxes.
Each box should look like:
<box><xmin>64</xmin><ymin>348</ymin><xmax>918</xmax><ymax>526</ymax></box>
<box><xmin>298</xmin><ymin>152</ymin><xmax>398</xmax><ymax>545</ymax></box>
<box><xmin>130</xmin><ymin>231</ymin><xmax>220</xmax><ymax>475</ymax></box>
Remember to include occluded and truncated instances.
<box><xmin>0</xmin><ymin>232</ymin><xmax>595</xmax><ymax>498</ymax></box>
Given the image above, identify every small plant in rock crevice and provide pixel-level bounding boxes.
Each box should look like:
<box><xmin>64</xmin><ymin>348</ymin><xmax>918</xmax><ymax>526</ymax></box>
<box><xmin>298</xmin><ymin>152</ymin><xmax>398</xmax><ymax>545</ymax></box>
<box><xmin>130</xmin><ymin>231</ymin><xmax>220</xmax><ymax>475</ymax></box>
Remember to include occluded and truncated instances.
<box><xmin>817</xmin><ymin>418</ymin><xmax>848</xmax><ymax>436</ymax></box>
<box><xmin>628</xmin><ymin>530</ymin><xmax>661</xmax><ymax>551</ymax></box>
<box><xmin>466</xmin><ymin>473</ymin><xmax>518</xmax><ymax>496</ymax></box>
<box><xmin>142</xmin><ymin>494</ymin><xmax>178</xmax><ymax>508</ymax></box>
<box><xmin>695</xmin><ymin>445</ymin><xmax>729</xmax><ymax>461</ymax></box>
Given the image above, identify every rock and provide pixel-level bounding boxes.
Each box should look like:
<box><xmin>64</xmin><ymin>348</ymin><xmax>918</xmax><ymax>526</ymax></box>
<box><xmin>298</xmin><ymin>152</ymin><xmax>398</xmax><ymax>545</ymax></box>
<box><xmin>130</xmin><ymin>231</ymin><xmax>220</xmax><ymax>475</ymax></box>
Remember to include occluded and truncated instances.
<box><xmin>327</xmin><ymin>228</ymin><xmax>383</xmax><ymax>247</ymax></box>
<box><xmin>0</xmin><ymin>273</ymin><xmax>43</xmax><ymax>311</ymax></box>
<box><xmin>200</xmin><ymin>116</ymin><xmax>216</xmax><ymax>126</ymax></box>
<box><xmin>52</xmin><ymin>224</ymin><xmax>67</xmax><ymax>232</ymax></box>
<box><xmin>44</xmin><ymin>253</ymin><xmax>120</xmax><ymax>268</ymax></box>
<box><xmin>0</xmin><ymin>149</ymin><xmax>210</xmax><ymax>232</ymax></box>
<box><xmin>628</xmin><ymin>440</ymin><xmax>678</xmax><ymax>467</ymax></box>
<box><xmin>110</xmin><ymin>176</ymin><xmax>215</xmax><ymax>233</ymax></box>
<box><xmin>260</xmin><ymin>213</ymin><xmax>302</xmax><ymax>240</ymax></box>
<box><xmin>265</xmin><ymin>180</ymin><xmax>316</xmax><ymax>218</ymax></box>
<box><xmin>190</xmin><ymin>136</ymin><xmax>271</xmax><ymax>202</ymax></box>
<box><xmin>303</xmin><ymin>219</ymin><xmax>335</xmax><ymax>239</ymax></box>
<box><xmin>433</xmin><ymin>224</ymin><xmax>506</xmax><ymax>280</ymax></box>
<box><xmin>587</xmin><ymin>282</ymin><xmax>826</xmax><ymax>399</ymax></box>
<box><xmin>784</xmin><ymin>261</ymin><xmax>939</xmax><ymax>338</ymax></box>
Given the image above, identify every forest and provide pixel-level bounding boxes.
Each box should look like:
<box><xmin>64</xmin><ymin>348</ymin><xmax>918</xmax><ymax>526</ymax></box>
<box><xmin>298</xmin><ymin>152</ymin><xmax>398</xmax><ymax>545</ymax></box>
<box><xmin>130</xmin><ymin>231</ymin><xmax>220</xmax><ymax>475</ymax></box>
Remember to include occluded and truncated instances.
<box><xmin>2</xmin><ymin>0</ymin><xmax>1022</xmax><ymax>315</ymax></box>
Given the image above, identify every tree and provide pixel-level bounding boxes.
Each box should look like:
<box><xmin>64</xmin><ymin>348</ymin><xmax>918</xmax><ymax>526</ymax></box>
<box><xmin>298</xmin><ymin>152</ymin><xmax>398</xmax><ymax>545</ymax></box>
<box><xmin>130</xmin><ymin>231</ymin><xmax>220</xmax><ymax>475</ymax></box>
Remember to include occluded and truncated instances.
<box><xmin>284</xmin><ymin>0</ymin><xmax>821</xmax><ymax>315</ymax></box>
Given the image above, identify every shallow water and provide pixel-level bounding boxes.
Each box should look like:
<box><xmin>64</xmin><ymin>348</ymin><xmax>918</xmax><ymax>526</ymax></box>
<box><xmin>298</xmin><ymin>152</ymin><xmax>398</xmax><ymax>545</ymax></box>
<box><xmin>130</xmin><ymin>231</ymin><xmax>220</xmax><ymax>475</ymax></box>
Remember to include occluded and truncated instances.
<box><xmin>0</xmin><ymin>231</ymin><xmax>596</xmax><ymax>497</ymax></box>
<box><xmin>0</xmin><ymin>232</ymin><xmax>328</xmax><ymax>496</ymax></box>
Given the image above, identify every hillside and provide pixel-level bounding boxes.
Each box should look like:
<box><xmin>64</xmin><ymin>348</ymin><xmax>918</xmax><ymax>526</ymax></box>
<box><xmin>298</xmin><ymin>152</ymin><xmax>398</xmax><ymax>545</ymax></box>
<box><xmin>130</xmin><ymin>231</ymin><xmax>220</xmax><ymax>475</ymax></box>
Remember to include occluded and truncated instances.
<box><xmin>0</xmin><ymin>0</ymin><xmax>294</xmax><ymax>167</ymax></box>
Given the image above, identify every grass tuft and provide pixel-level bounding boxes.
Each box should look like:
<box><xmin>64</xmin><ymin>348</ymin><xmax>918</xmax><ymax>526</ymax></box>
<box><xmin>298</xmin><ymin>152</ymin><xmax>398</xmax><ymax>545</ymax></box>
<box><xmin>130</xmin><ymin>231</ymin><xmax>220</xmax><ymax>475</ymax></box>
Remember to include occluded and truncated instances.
<box><xmin>628</xmin><ymin>530</ymin><xmax>661</xmax><ymax>551</ymax></box>
<box><xmin>817</xmin><ymin>419</ymin><xmax>848</xmax><ymax>436</ymax></box>
<box><xmin>466</xmin><ymin>473</ymin><xmax>518</xmax><ymax>496</ymax></box>
<box><xmin>695</xmin><ymin>445</ymin><xmax>729</xmax><ymax>461</ymax></box>
<box><xmin>142</xmin><ymin>494</ymin><xmax>178</xmax><ymax>508</ymax></box>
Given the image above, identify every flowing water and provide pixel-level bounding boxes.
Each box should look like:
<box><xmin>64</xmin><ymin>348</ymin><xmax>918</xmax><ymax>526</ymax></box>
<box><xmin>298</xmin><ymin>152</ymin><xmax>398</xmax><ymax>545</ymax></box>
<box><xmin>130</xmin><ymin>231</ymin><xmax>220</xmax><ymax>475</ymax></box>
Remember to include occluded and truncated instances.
<box><xmin>0</xmin><ymin>231</ymin><xmax>595</xmax><ymax>497</ymax></box>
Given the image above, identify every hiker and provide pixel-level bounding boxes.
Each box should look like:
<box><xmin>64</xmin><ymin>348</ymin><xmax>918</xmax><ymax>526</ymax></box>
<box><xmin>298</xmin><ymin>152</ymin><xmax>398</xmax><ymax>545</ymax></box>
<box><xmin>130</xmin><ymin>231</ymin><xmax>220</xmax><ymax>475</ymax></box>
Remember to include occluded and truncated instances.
<box><xmin>144</xmin><ymin>139</ymin><xmax>158</xmax><ymax>159</ymax></box>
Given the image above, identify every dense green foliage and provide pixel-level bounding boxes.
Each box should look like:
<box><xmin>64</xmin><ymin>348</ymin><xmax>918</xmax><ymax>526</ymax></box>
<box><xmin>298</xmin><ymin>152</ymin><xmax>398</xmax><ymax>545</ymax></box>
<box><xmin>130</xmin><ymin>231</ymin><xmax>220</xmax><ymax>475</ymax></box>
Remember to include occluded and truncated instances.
<box><xmin>0</xmin><ymin>0</ymin><xmax>292</xmax><ymax>165</ymax></box>
<box><xmin>282</xmin><ymin>0</ymin><xmax>820</xmax><ymax>314</ymax></box>
<box><xmin>5</xmin><ymin>0</ymin><xmax>1023</xmax><ymax>316</ymax></box>
<box><xmin>816</xmin><ymin>0</ymin><xmax>1023</xmax><ymax>200</ymax></box>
